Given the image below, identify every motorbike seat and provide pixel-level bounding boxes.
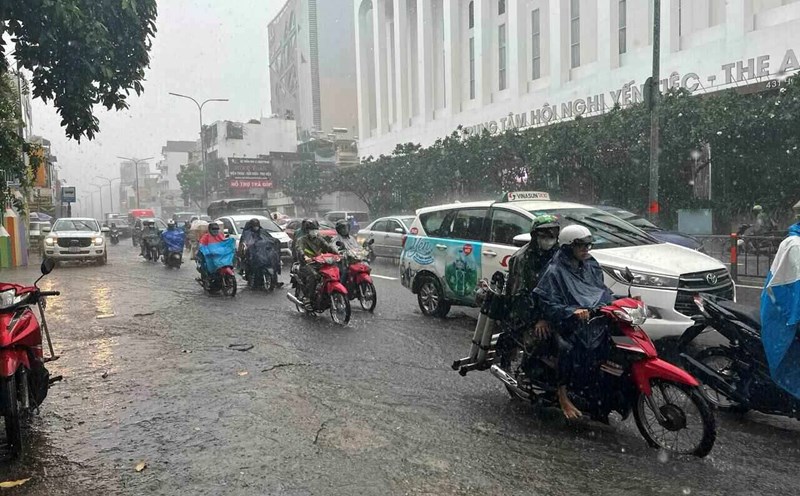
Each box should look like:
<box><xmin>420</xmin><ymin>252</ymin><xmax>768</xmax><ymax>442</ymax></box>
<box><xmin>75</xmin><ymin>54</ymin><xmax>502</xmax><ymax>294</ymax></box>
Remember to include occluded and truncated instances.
<box><xmin>718</xmin><ymin>299</ymin><xmax>761</xmax><ymax>328</ymax></box>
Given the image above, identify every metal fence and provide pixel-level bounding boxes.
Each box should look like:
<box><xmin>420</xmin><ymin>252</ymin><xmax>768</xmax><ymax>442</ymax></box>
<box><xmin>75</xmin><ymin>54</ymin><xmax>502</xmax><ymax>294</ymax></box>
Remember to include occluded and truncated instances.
<box><xmin>695</xmin><ymin>234</ymin><xmax>782</xmax><ymax>282</ymax></box>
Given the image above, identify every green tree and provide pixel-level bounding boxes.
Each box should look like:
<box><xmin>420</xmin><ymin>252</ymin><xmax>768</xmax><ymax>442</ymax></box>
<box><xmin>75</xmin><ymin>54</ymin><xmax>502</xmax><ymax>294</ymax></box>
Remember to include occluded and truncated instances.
<box><xmin>283</xmin><ymin>160</ymin><xmax>325</xmax><ymax>215</ymax></box>
<box><xmin>1</xmin><ymin>0</ymin><xmax>158</xmax><ymax>140</ymax></box>
<box><xmin>177</xmin><ymin>164</ymin><xmax>204</xmax><ymax>209</ymax></box>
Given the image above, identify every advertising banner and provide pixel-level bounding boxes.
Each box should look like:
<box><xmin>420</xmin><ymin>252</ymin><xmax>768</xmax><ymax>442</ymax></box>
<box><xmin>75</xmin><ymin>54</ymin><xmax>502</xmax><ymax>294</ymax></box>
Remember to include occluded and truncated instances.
<box><xmin>229</xmin><ymin>179</ymin><xmax>273</xmax><ymax>189</ymax></box>
<box><xmin>228</xmin><ymin>157</ymin><xmax>273</xmax><ymax>182</ymax></box>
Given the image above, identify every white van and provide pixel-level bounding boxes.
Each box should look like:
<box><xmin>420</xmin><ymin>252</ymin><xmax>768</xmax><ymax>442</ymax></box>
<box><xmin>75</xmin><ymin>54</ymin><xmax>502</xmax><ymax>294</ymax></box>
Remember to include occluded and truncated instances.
<box><xmin>399</xmin><ymin>193</ymin><xmax>734</xmax><ymax>340</ymax></box>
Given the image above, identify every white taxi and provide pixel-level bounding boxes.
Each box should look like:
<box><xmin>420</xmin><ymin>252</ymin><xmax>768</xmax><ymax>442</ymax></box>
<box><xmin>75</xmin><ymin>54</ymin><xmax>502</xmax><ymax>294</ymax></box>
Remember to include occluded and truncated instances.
<box><xmin>399</xmin><ymin>192</ymin><xmax>734</xmax><ymax>341</ymax></box>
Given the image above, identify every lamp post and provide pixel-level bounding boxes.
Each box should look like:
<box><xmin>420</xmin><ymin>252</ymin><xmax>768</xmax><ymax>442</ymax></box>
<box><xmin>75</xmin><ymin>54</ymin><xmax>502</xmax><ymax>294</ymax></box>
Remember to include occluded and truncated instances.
<box><xmin>95</xmin><ymin>176</ymin><xmax>121</xmax><ymax>214</ymax></box>
<box><xmin>116</xmin><ymin>157</ymin><xmax>153</xmax><ymax>209</ymax></box>
<box><xmin>648</xmin><ymin>0</ymin><xmax>662</xmax><ymax>223</ymax></box>
<box><xmin>90</xmin><ymin>186</ymin><xmax>104</xmax><ymax>219</ymax></box>
<box><xmin>168</xmin><ymin>93</ymin><xmax>228</xmax><ymax>206</ymax></box>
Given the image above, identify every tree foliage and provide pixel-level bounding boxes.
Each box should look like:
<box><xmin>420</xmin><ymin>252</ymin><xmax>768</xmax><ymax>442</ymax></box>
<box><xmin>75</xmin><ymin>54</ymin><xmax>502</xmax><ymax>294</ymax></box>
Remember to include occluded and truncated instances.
<box><xmin>0</xmin><ymin>72</ymin><xmax>41</xmax><ymax>210</ymax></box>
<box><xmin>283</xmin><ymin>160</ymin><xmax>325</xmax><ymax>215</ymax></box>
<box><xmin>1</xmin><ymin>0</ymin><xmax>158</xmax><ymax>140</ymax></box>
<box><xmin>177</xmin><ymin>163</ymin><xmax>204</xmax><ymax>209</ymax></box>
<box><xmin>338</xmin><ymin>75</ymin><xmax>800</xmax><ymax>231</ymax></box>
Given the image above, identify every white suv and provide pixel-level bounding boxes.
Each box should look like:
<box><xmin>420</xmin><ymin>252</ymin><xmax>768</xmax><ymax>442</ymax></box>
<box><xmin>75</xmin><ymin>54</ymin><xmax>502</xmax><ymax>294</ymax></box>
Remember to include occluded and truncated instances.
<box><xmin>43</xmin><ymin>218</ymin><xmax>109</xmax><ymax>265</ymax></box>
<box><xmin>399</xmin><ymin>193</ymin><xmax>734</xmax><ymax>341</ymax></box>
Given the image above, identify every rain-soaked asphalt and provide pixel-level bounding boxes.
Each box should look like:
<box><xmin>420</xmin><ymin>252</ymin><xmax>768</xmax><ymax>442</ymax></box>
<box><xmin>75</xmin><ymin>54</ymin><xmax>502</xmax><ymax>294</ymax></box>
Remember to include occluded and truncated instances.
<box><xmin>0</xmin><ymin>244</ymin><xmax>799</xmax><ymax>495</ymax></box>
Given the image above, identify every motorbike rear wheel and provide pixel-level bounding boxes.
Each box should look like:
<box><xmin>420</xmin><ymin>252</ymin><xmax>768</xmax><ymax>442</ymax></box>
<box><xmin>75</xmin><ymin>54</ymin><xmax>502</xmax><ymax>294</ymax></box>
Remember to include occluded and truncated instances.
<box><xmin>633</xmin><ymin>380</ymin><xmax>716</xmax><ymax>457</ymax></box>
<box><xmin>330</xmin><ymin>292</ymin><xmax>351</xmax><ymax>325</ymax></box>
<box><xmin>358</xmin><ymin>281</ymin><xmax>377</xmax><ymax>312</ymax></box>
<box><xmin>1</xmin><ymin>374</ymin><xmax>23</xmax><ymax>458</ymax></box>
<box><xmin>221</xmin><ymin>274</ymin><xmax>237</xmax><ymax>297</ymax></box>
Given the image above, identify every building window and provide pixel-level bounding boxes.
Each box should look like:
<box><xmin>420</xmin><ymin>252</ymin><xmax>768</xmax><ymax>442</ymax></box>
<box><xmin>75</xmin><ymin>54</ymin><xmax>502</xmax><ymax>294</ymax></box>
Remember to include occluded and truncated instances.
<box><xmin>469</xmin><ymin>1</ymin><xmax>474</xmax><ymax>29</ymax></box>
<box><xmin>570</xmin><ymin>0</ymin><xmax>580</xmax><ymax>68</ymax></box>
<box><xmin>618</xmin><ymin>0</ymin><xmax>627</xmax><ymax>55</ymax></box>
<box><xmin>498</xmin><ymin>0</ymin><xmax>506</xmax><ymax>15</ymax></box>
<box><xmin>531</xmin><ymin>9</ymin><xmax>541</xmax><ymax>80</ymax></box>
<box><xmin>498</xmin><ymin>24</ymin><xmax>507</xmax><ymax>90</ymax></box>
<box><xmin>469</xmin><ymin>37</ymin><xmax>476</xmax><ymax>99</ymax></box>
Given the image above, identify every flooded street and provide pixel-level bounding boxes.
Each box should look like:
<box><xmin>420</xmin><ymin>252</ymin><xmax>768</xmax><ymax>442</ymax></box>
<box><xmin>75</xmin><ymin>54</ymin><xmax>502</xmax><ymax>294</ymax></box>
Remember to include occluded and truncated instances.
<box><xmin>0</xmin><ymin>247</ymin><xmax>795</xmax><ymax>495</ymax></box>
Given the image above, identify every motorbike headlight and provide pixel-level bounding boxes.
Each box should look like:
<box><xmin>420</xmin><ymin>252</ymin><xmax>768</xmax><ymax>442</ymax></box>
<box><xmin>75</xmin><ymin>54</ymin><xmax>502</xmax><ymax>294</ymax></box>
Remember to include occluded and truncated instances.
<box><xmin>44</xmin><ymin>237</ymin><xmax>55</xmax><ymax>246</ymax></box>
<box><xmin>613</xmin><ymin>304</ymin><xmax>648</xmax><ymax>326</ymax></box>
<box><xmin>608</xmin><ymin>268</ymin><xmax>678</xmax><ymax>289</ymax></box>
<box><xmin>0</xmin><ymin>289</ymin><xmax>27</xmax><ymax>310</ymax></box>
<box><xmin>94</xmin><ymin>236</ymin><xmax>105</xmax><ymax>246</ymax></box>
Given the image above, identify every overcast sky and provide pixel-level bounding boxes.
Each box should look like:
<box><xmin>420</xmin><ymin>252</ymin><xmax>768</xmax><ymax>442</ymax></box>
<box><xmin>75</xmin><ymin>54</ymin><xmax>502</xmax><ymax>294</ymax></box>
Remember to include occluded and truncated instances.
<box><xmin>29</xmin><ymin>0</ymin><xmax>286</xmax><ymax>192</ymax></box>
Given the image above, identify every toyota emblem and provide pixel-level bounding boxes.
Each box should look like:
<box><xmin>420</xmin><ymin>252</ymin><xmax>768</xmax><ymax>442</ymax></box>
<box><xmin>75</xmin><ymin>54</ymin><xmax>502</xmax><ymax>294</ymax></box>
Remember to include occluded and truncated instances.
<box><xmin>705</xmin><ymin>273</ymin><xmax>718</xmax><ymax>286</ymax></box>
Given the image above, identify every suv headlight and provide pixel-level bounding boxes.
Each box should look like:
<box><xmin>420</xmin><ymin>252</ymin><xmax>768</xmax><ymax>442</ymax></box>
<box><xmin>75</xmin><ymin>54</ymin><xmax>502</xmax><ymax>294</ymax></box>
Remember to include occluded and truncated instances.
<box><xmin>44</xmin><ymin>237</ymin><xmax>55</xmax><ymax>246</ymax></box>
<box><xmin>94</xmin><ymin>236</ymin><xmax>105</xmax><ymax>246</ymax></box>
<box><xmin>607</xmin><ymin>268</ymin><xmax>678</xmax><ymax>289</ymax></box>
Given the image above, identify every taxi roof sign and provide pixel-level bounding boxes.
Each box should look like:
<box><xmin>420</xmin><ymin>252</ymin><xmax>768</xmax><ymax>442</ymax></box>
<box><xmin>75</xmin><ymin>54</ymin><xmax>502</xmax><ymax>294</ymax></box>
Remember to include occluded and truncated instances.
<box><xmin>503</xmin><ymin>191</ymin><xmax>550</xmax><ymax>202</ymax></box>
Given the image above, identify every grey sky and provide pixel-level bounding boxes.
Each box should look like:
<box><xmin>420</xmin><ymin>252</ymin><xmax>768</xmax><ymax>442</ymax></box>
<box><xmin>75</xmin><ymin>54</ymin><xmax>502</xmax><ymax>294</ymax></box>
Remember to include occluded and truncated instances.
<box><xmin>29</xmin><ymin>0</ymin><xmax>286</xmax><ymax>190</ymax></box>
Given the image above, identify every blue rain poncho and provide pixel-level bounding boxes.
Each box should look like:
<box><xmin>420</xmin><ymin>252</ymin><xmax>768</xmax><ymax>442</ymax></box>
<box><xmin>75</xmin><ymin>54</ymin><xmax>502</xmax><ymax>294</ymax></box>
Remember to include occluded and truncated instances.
<box><xmin>161</xmin><ymin>229</ymin><xmax>186</xmax><ymax>253</ymax></box>
<box><xmin>198</xmin><ymin>237</ymin><xmax>236</xmax><ymax>274</ymax></box>
<box><xmin>761</xmin><ymin>223</ymin><xmax>800</xmax><ymax>399</ymax></box>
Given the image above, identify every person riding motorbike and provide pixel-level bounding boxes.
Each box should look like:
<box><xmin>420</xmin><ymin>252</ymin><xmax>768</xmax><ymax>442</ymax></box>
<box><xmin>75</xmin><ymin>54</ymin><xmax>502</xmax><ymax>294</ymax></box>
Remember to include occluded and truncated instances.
<box><xmin>333</xmin><ymin>219</ymin><xmax>364</xmax><ymax>284</ymax></box>
<box><xmin>139</xmin><ymin>220</ymin><xmax>160</xmax><ymax>258</ymax></box>
<box><xmin>240</xmin><ymin>218</ymin><xmax>283</xmax><ymax>288</ymax></box>
<box><xmin>760</xmin><ymin>203</ymin><xmax>800</xmax><ymax>399</ymax></box>
<box><xmin>534</xmin><ymin>225</ymin><xmax>614</xmax><ymax>420</ymax></box>
<box><xmin>296</xmin><ymin>218</ymin><xmax>337</xmax><ymax>303</ymax></box>
<box><xmin>196</xmin><ymin>222</ymin><xmax>227</xmax><ymax>280</ymax></box>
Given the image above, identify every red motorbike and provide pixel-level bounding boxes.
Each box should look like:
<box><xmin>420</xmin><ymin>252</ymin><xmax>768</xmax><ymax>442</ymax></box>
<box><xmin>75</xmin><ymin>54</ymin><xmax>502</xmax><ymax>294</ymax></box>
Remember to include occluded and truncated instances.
<box><xmin>455</xmin><ymin>268</ymin><xmax>717</xmax><ymax>457</ymax></box>
<box><xmin>337</xmin><ymin>239</ymin><xmax>377</xmax><ymax>312</ymax></box>
<box><xmin>287</xmin><ymin>253</ymin><xmax>351</xmax><ymax>325</ymax></box>
<box><xmin>0</xmin><ymin>259</ymin><xmax>61</xmax><ymax>458</ymax></box>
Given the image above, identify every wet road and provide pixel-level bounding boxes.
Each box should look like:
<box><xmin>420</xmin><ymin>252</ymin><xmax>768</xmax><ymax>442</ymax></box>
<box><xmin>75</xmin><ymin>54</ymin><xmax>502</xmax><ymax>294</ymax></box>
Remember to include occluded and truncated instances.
<box><xmin>0</xmin><ymin>245</ymin><xmax>798</xmax><ymax>495</ymax></box>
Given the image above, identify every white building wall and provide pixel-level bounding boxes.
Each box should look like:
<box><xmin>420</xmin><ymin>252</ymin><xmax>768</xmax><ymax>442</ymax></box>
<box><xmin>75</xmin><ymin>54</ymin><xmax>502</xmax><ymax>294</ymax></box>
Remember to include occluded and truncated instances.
<box><xmin>207</xmin><ymin>118</ymin><xmax>298</xmax><ymax>159</ymax></box>
<box><xmin>356</xmin><ymin>0</ymin><xmax>800</xmax><ymax>158</ymax></box>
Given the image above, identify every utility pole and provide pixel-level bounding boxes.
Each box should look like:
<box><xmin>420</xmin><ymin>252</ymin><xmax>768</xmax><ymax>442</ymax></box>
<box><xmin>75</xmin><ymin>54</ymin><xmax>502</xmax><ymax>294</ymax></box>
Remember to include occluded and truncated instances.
<box><xmin>169</xmin><ymin>93</ymin><xmax>228</xmax><ymax>207</ymax></box>
<box><xmin>95</xmin><ymin>176</ymin><xmax>121</xmax><ymax>214</ymax></box>
<box><xmin>117</xmin><ymin>157</ymin><xmax>153</xmax><ymax>209</ymax></box>
<box><xmin>648</xmin><ymin>0</ymin><xmax>662</xmax><ymax>224</ymax></box>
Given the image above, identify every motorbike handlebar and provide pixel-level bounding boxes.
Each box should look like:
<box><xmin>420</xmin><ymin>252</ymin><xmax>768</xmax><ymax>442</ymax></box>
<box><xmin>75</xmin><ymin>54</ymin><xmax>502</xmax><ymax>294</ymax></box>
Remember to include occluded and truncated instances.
<box><xmin>39</xmin><ymin>291</ymin><xmax>60</xmax><ymax>297</ymax></box>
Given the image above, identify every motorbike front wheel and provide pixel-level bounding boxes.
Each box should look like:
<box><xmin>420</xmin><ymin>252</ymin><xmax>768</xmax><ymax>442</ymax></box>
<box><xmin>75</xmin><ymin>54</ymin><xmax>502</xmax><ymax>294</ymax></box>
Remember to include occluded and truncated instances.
<box><xmin>633</xmin><ymin>380</ymin><xmax>716</xmax><ymax>458</ymax></box>
<box><xmin>358</xmin><ymin>281</ymin><xmax>377</xmax><ymax>312</ymax></box>
<box><xmin>330</xmin><ymin>292</ymin><xmax>351</xmax><ymax>325</ymax></box>
<box><xmin>1</xmin><ymin>374</ymin><xmax>23</xmax><ymax>458</ymax></box>
<box><xmin>221</xmin><ymin>274</ymin><xmax>237</xmax><ymax>297</ymax></box>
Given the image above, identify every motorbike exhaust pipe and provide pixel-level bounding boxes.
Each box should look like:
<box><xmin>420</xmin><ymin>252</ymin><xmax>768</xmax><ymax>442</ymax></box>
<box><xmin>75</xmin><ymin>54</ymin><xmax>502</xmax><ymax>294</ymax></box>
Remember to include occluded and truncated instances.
<box><xmin>286</xmin><ymin>292</ymin><xmax>304</xmax><ymax>307</ymax></box>
<box><xmin>680</xmin><ymin>353</ymin><xmax>747</xmax><ymax>403</ymax></box>
<box><xmin>457</xmin><ymin>352</ymin><xmax>496</xmax><ymax>376</ymax></box>
<box><xmin>489</xmin><ymin>365</ymin><xmax>531</xmax><ymax>400</ymax></box>
<box><xmin>467</xmin><ymin>312</ymin><xmax>490</xmax><ymax>362</ymax></box>
<box><xmin>476</xmin><ymin>319</ymin><xmax>497</xmax><ymax>363</ymax></box>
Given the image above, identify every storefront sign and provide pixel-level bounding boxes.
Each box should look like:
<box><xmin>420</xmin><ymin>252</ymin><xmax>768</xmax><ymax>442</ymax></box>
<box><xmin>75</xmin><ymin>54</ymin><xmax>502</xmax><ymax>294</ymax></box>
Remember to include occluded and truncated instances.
<box><xmin>228</xmin><ymin>157</ymin><xmax>273</xmax><ymax>183</ymax></box>
<box><xmin>229</xmin><ymin>179</ymin><xmax>273</xmax><ymax>189</ymax></box>
<box><xmin>461</xmin><ymin>48</ymin><xmax>800</xmax><ymax>137</ymax></box>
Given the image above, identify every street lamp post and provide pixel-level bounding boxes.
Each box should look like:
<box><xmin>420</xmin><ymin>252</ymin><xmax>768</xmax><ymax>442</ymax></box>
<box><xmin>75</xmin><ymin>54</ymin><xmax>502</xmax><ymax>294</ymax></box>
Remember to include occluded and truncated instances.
<box><xmin>90</xmin><ymin>186</ymin><xmax>104</xmax><ymax>219</ymax></box>
<box><xmin>168</xmin><ymin>93</ymin><xmax>228</xmax><ymax>206</ymax></box>
<box><xmin>116</xmin><ymin>157</ymin><xmax>153</xmax><ymax>209</ymax></box>
<box><xmin>95</xmin><ymin>176</ymin><xmax>121</xmax><ymax>214</ymax></box>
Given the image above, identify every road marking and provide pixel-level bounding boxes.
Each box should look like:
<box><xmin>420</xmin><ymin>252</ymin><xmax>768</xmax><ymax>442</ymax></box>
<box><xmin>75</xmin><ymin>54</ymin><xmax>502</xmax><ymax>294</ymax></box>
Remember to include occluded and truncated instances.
<box><xmin>372</xmin><ymin>274</ymin><xmax>399</xmax><ymax>281</ymax></box>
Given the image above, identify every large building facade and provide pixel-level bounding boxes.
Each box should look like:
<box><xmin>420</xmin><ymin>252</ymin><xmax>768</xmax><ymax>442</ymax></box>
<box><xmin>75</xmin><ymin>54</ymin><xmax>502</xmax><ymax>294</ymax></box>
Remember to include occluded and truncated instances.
<box><xmin>269</xmin><ymin>0</ymin><xmax>359</xmax><ymax>140</ymax></box>
<box><xmin>355</xmin><ymin>0</ymin><xmax>800</xmax><ymax>157</ymax></box>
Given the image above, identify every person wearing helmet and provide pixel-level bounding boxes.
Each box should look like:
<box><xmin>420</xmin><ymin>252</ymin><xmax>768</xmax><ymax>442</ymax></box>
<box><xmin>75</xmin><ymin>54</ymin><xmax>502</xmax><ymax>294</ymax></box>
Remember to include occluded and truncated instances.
<box><xmin>752</xmin><ymin>204</ymin><xmax>776</xmax><ymax>235</ymax></box>
<box><xmin>139</xmin><ymin>220</ymin><xmax>161</xmax><ymax>259</ymax></box>
<box><xmin>334</xmin><ymin>219</ymin><xmax>361</xmax><ymax>254</ymax></box>
<box><xmin>240</xmin><ymin>218</ymin><xmax>283</xmax><ymax>288</ymax></box>
<box><xmin>200</xmin><ymin>222</ymin><xmax>226</xmax><ymax>246</ymax></box>
<box><xmin>534</xmin><ymin>224</ymin><xmax>614</xmax><ymax>420</ymax></box>
<box><xmin>295</xmin><ymin>218</ymin><xmax>337</xmax><ymax>303</ymax></box>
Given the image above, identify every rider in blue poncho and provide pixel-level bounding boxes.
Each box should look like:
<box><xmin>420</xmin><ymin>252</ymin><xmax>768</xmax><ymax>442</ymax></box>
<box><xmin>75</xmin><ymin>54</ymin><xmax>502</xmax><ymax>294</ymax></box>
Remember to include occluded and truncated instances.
<box><xmin>761</xmin><ymin>203</ymin><xmax>800</xmax><ymax>399</ymax></box>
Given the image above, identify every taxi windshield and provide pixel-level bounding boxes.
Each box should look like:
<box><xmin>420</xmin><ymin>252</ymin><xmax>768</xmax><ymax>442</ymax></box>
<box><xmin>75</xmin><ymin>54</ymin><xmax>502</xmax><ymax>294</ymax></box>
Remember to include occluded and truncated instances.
<box><xmin>528</xmin><ymin>208</ymin><xmax>658</xmax><ymax>249</ymax></box>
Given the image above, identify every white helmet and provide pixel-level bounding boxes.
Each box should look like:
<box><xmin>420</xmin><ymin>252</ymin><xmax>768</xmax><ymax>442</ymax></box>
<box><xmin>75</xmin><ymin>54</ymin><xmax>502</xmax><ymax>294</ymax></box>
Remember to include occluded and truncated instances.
<box><xmin>559</xmin><ymin>225</ymin><xmax>593</xmax><ymax>246</ymax></box>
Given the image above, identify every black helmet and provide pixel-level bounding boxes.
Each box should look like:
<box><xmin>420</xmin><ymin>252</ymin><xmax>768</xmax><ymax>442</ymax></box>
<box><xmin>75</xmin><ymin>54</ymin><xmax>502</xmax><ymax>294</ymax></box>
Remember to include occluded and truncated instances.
<box><xmin>167</xmin><ymin>219</ymin><xmax>177</xmax><ymax>229</ymax></box>
<box><xmin>208</xmin><ymin>222</ymin><xmax>221</xmax><ymax>234</ymax></box>
<box><xmin>250</xmin><ymin>218</ymin><xmax>261</xmax><ymax>230</ymax></box>
<box><xmin>335</xmin><ymin>219</ymin><xmax>350</xmax><ymax>237</ymax></box>
<box><xmin>301</xmin><ymin>218</ymin><xmax>319</xmax><ymax>232</ymax></box>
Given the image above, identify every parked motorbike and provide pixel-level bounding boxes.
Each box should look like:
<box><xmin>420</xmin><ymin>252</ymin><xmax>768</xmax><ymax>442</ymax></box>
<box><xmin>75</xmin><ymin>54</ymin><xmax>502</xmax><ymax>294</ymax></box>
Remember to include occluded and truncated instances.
<box><xmin>337</xmin><ymin>239</ymin><xmax>377</xmax><ymax>312</ymax></box>
<box><xmin>196</xmin><ymin>238</ymin><xmax>237</xmax><ymax>296</ymax></box>
<box><xmin>161</xmin><ymin>230</ymin><xmax>186</xmax><ymax>269</ymax></box>
<box><xmin>677</xmin><ymin>293</ymin><xmax>800</xmax><ymax>419</ymax></box>
<box><xmin>0</xmin><ymin>258</ymin><xmax>61</xmax><ymax>458</ymax></box>
<box><xmin>287</xmin><ymin>253</ymin><xmax>351</xmax><ymax>325</ymax></box>
<box><xmin>109</xmin><ymin>229</ymin><xmax>120</xmax><ymax>246</ymax></box>
<box><xmin>453</xmin><ymin>268</ymin><xmax>717</xmax><ymax>458</ymax></box>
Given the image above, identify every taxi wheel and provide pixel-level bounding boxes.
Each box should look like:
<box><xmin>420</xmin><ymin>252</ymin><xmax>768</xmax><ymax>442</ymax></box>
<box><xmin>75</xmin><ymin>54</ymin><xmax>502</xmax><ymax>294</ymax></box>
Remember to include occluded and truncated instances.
<box><xmin>417</xmin><ymin>276</ymin><xmax>450</xmax><ymax>318</ymax></box>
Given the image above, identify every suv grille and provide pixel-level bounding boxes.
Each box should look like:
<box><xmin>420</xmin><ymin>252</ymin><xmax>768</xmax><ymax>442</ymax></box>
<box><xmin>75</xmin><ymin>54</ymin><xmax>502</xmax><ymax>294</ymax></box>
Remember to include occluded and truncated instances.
<box><xmin>57</xmin><ymin>238</ymin><xmax>93</xmax><ymax>248</ymax></box>
<box><xmin>674</xmin><ymin>269</ymin><xmax>734</xmax><ymax>316</ymax></box>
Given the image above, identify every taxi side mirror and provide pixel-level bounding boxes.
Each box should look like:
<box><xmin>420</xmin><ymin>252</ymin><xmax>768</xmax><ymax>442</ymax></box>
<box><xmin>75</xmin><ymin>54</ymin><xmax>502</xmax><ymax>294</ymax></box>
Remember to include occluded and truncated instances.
<box><xmin>512</xmin><ymin>233</ymin><xmax>531</xmax><ymax>247</ymax></box>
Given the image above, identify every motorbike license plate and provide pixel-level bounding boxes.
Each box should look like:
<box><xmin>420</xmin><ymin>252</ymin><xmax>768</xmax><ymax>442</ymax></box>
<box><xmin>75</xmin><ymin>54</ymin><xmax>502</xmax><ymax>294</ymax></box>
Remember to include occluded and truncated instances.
<box><xmin>69</xmin><ymin>246</ymin><xmax>80</xmax><ymax>253</ymax></box>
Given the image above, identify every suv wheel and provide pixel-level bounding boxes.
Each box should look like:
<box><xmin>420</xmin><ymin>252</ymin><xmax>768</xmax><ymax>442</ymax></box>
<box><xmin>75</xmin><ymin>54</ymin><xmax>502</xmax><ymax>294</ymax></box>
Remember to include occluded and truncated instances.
<box><xmin>97</xmin><ymin>252</ymin><xmax>107</xmax><ymax>266</ymax></box>
<box><xmin>417</xmin><ymin>276</ymin><xmax>450</xmax><ymax>318</ymax></box>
